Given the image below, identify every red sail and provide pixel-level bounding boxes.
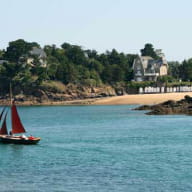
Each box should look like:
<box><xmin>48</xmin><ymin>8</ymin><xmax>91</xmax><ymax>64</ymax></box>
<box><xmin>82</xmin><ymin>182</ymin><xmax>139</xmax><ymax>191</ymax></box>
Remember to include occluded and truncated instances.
<box><xmin>11</xmin><ymin>104</ymin><xmax>26</xmax><ymax>134</ymax></box>
<box><xmin>0</xmin><ymin>112</ymin><xmax>8</xmax><ymax>135</ymax></box>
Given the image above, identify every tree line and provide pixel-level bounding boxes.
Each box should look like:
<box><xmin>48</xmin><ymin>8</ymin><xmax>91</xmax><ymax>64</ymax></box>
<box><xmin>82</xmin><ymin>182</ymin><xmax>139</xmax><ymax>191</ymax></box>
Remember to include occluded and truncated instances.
<box><xmin>0</xmin><ymin>39</ymin><xmax>136</xmax><ymax>94</ymax></box>
<box><xmin>0</xmin><ymin>40</ymin><xmax>192</xmax><ymax>95</ymax></box>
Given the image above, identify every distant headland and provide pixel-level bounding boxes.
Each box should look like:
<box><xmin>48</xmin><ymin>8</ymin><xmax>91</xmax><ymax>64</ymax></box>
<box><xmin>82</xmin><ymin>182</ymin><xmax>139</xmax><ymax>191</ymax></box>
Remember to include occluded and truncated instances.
<box><xmin>1</xmin><ymin>39</ymin><xmax>192</xmax><ymax>105</ymax></box>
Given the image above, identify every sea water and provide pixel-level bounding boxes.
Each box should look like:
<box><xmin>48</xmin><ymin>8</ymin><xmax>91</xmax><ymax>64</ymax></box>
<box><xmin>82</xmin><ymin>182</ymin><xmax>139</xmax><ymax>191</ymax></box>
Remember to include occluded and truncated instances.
<box><xmin>0</xmin><ymin>105</ymin><xmax>192</xmax><ymax>192</ymax></box>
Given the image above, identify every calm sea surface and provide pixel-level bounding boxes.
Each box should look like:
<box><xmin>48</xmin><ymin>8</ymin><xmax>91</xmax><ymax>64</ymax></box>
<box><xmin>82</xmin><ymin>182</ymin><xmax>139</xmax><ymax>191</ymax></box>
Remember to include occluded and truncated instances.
<box><xmin>0</xmin><ymin>105</ymin><xmax>192</xmax><ymax>192</ymax></box>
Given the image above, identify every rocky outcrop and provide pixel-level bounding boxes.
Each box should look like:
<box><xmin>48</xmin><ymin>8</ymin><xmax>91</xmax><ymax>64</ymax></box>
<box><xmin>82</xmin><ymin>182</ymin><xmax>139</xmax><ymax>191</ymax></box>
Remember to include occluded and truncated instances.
<box><xmin>134</xmin><ymin>95</ymin><xmax>192</xmax><ymax>115</ymax></box>
<box><xmin>0</xmin><ymin>84</ymin><xmax>117</xmax><ymax>105</ymax></box>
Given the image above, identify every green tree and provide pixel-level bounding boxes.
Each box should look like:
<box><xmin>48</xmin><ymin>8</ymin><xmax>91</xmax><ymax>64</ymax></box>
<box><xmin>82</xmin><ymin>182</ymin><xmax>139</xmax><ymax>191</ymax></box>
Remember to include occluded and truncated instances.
<box><xmin>89</xmin><ymin>70</ymin><xmax>102</xmax><ymax>86</ymax></box>
<box><xmin>4</xmin><ymin>39</ymin><xmax>39</xmax><ymax>62</ymax></box>
<box><xmin>46</xmin><ymin>56</ymin><xmax>59</xmax><ymax>80</ymax></box>
<box><xmin>61</xmin><ymin>43</ymin><xmax>87</xmax><ymax>66</ymax></box>
<box><xmin>157</xmin><ymin>75</ymin><xmax>176</xmax><ymax>83</ymax></box>
<box><xmin>140</xmin><ymin>43</ymin><xmax>159</xmax><ymax>59</ymax></box>
<box><xmin>168</xmin><ymin>61</ymin><xmax>181</xmax><ymax>79</ymax></box>
<box><xmin>64</xmin><ymin>63</ymin><xmax>79</xmax><ymax>83</ymax></box>
<box><xmin>56</xmin><ymin>61</ymin><xmax>79</xmax><ymax>84</ymax></box>
<box><xmin>0</xmin><ymin>62</ymin><xmax>33</xmax><ymax>94</ymax></box>
<box><xmin>112</xmin><ymin>64</ymin><xmax>125</xmax><ymax>82</ymax></box>
<box><xmin>77</xmin><ymin>65</ymin><xmax>90</xmax><ymax>80</ymax></box>
<box><xmin>85</xmin><ymin>49</ymin><xmax>98</xmax><ymax>59</ymax></box>
<box><xmin>108</xmin><ymin>49</ymin><xmax>121</xmax><ymax>65</ymax></box>
<box><xmin>101</xmin><ymin>65</ymin><xmax>113</xmax><ymax>83</ymax></box>
<box><xmin>61</xmin><ymin>42</ymin><xmax>71</xmax><ymax>50</ymax></box>
<box><xmin>180</xmin><ymin>59</ymin><xmax>192</xmax><ymax>81</ymax></box>
<box><xmin>88</xmin><ymin>59</ymin><xmax>104</xmax><ymax>74</ymax></box>
<box><xmin>0</xmin><ymin>49</ymin><xmax>5</xmax><ymax>59</ymax></box>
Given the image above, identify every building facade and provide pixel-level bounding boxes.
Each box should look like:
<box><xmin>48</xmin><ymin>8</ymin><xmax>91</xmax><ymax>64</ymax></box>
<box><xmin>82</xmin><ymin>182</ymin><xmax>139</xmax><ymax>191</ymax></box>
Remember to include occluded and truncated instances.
<box><xmin>133</xmin><ymin>50</ymin><xmax>168</xmax><ymax>81</ymax></box>
<box><xmin>27</xmin><ymin>47</ymin><xmax>47</xmax><ymax>67</ymax></box>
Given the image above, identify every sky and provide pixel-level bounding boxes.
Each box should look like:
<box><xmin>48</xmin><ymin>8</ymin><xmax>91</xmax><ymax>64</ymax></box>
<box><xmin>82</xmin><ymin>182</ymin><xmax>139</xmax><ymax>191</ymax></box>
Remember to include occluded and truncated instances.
<box><xmin>1</xmin><ymin>0</ymin><xmax>192</xmax><ymax>61</ymax></box>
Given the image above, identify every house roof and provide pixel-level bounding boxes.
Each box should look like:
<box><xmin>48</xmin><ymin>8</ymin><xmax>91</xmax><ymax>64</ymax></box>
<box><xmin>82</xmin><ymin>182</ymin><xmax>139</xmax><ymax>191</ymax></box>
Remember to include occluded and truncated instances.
<box><xmin>29</xmin><ymin>47</ymin><xmax>47</xmax><ymax>58</ymax></box>
<box><xmin>140</xmin><ymin>56</ymin><xmax>153</xmax><ymax>60</ymax></box>
<box><xmin>133</xmin><ymin>55</ymin><xmax>168</xmax><ymax>75</ymax></box>
<box><xmin>139</xmin><ymin>56</ymin><xmax>153</xmax><ymax>69</ymax></box>
<box><xmin>140</xmin><ymin>56</ymin><xmax>167</xmax><ymax>69</ymax></box>
<box><xmin>0</xmin><ymin>60</ymin><xmax>8</xmax><ymax>64</ymax></box>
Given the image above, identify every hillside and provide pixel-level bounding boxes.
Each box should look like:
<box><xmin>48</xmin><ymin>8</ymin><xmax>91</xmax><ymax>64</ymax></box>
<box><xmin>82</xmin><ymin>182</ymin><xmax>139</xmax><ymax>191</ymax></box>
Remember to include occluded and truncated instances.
<box><xmin>0</xmin><ymin>80</ymin><xmax>118</xmax><ymax>105</ymax></box>
<box><xmin>0</xmin><ymin>39</ymin><xmax>192</xmax><ymax>104</ymax></box>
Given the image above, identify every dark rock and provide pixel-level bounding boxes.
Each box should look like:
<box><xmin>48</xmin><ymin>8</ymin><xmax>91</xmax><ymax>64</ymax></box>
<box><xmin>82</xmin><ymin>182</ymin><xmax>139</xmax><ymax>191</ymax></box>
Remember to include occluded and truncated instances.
<box><xmin>134</xmin><ymin>95</ymin><xmax>192</xmax><ymax>115</ymax></box>
<box><xmin>161</xmin><ymin>100</ymin><xmax>176</xmax><ymax>106</ymax></box>
<box><xmin>134</xmin><ymin>105</ymin><xmax>152</xmax><ymax>110</ymax></box>
<box><xmin>184</xmin><ymin>95</ymin><xmax>192</xmax><ymax>103</ymax></box>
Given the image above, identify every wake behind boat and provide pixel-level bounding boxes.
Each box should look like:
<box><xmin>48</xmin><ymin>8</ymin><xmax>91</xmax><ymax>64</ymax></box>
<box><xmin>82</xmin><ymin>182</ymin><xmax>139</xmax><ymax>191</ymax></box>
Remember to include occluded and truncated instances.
<box><xmin>0</xmin><ymin>102</ymin><xmax>40</xmax><ymax>144</ymax></box>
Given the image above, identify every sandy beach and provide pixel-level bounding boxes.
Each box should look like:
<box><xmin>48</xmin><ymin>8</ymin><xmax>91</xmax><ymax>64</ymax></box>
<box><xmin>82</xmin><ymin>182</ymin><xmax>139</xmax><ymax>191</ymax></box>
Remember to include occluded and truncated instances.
<box><xmin>92</xmin><ymin>92</ymin><xmax>192</xmax><ymax>105</ymax></box>
<box><xmin>4</xmin><ymin>92</ymin><xmax>192</xmax><ymax>106</ymax></box>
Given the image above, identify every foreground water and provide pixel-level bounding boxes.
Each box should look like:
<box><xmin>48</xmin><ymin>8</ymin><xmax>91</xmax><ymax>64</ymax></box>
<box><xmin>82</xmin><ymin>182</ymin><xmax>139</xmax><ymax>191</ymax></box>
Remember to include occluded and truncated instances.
<box><xmin>0</xmin><ymin>105</ymin><xmax>192</xmax><ymax>192</ymax></box>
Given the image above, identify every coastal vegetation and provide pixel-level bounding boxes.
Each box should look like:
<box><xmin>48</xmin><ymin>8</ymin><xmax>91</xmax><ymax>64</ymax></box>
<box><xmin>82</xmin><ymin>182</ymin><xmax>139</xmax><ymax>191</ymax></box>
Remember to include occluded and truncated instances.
<box><xmin>0</xmin><ymin>39</ymin><xmax>136</xmax><ymax>95</ymax></box>
<box><xmin>0</xmin><ymin>40</ymin><xmax>192</xmax><ymax>102</ymax></box>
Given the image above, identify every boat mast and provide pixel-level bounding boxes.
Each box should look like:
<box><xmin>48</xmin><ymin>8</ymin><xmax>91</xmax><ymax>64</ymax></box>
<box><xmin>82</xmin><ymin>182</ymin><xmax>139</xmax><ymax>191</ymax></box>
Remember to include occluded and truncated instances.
<box><xmin>10</xmin><ymin>82</ymin><xmax>13</xmax><ymax>105</ymax></box>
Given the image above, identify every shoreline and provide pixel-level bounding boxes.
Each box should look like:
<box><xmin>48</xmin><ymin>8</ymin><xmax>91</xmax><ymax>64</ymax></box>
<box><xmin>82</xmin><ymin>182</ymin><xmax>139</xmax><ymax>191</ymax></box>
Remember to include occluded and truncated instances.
<box><xmin>93</xmin><ymin>92</ymin><xmax>192</xmax><ymax>105</ymax></box>
<box><xmin>1</xmin><ymin>92</ymin><xmax>192</xmax><ymax>106</ymax></box>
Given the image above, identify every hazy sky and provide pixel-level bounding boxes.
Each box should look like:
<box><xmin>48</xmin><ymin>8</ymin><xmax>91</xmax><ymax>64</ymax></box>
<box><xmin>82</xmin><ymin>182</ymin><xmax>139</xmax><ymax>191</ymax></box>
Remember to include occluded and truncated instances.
<box><xmin>1</xmin><ymin>0</ymin><xmax>192</xmax><ymax>61</ymax></box>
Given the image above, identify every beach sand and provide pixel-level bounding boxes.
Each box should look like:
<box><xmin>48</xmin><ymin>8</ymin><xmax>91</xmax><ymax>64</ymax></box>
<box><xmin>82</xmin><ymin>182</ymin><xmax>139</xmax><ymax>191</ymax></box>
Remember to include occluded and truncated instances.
<box><xmin>6</xmin><ymin>92</ymin><xmax>192</xmax><ymax>106</ymax></box>
<box><xmin>92</xmin><ymin>92</ymin><xmax>192</xmax><ymax>105</ymax></box>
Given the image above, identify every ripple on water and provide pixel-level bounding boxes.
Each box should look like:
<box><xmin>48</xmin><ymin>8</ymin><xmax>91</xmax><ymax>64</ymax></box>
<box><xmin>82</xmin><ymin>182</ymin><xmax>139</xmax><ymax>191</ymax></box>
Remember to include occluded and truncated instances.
<box><xmin>0</xmin><ymin>105</ymin><xmax>192</xmax><ymax>191</ymax></box>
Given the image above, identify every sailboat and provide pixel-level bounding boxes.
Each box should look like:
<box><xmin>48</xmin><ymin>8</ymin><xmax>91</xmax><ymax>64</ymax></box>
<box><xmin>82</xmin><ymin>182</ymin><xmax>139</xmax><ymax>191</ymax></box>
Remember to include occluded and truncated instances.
<box><xmin>0</xmin><ymin>102</ymin><xmax>41</xmax><ymax>144</ymax></box>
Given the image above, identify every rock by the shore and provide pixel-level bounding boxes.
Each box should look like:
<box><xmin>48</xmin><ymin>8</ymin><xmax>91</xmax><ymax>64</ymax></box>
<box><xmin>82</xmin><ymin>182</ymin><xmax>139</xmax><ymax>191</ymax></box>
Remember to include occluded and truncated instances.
<box><xmin>0</xmin><ymin>84</ymin><xmax>117</xmax><ymax>105</ymax></box>
<box><xmin>134</xmin><ymin>95</ymin><xmax>192</xmax><ymax>115</ymax></box>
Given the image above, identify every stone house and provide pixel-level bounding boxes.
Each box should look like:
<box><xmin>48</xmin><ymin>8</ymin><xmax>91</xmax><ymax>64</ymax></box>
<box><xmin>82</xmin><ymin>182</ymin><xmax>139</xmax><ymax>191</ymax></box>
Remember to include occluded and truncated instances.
<box><xmin>0</xmin><ymin>60</ymin><xmax>8</xmax><ymax>65</ymax></box>
<box><xmin>27</xmin><ymin>47</ymin><xmax>47</xmax><ymax>67</ymax></box>
<box><xmin>132</xmin><ymin>50</ymin><xmax>168</xmax><ymax>81</ymax></box>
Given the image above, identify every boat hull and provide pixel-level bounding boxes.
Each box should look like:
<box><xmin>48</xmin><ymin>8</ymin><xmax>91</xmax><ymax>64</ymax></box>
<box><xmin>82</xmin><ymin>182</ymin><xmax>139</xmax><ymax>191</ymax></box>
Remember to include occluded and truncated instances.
<box><xmin>0</xmin><ymin>136</ymin><xmax>40</xmax><ymax>145</ymax></box>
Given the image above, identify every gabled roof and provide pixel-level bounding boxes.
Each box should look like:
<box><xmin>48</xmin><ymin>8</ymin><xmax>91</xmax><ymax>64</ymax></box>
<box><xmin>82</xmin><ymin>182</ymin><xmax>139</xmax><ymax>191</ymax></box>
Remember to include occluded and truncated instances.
<box><xmin>133</xmin><ymin>55</ymin><xmax>168</xmax><ymax>75</ymax></box>
<box><xmin>139</xmin><ymin>56</ymin><xmax>153</xmax><ymax>69</ymax></box>
<box><xmin>140</xmin><ymin>56</ymin><xmax>167</xmax><ymax>69</ymax></box>
<box><xmin>29</xmin><ymin>47</ymin><xmax>47</xmax><ymax>58</ymax></box>
<box><xmin>140</xmin><ymin>56</ymin><xmax>153</xmax><ymax>60</ymax></box>
<box><xmin>0</xmin><ymin>60</ymin><xmax>8</xmax><ymax>64</ymax></box>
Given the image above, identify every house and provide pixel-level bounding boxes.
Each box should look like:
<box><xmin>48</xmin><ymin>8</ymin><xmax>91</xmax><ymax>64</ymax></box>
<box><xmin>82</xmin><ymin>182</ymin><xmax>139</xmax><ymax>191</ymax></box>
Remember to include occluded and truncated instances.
<box><xmin>27</xmin><ymin>47</ymin><xmax>47</xmax><ymax>67</ymax></box>
<box><xmin>132</xmin><ymin>49</ymin><xmax>168</xmax><ymax>81</ymax></box>
<box><xmin>0</xmin><ymin>60</ymin><xmax>8</xmax><ymax>65</ymax></box>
